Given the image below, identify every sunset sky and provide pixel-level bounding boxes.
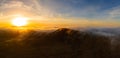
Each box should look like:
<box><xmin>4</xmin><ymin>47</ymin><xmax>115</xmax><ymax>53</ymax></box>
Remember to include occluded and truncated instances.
<box><xmin>0</xmin><ymin>0</ymin><xmax>120</xmax><ymax>28</ymax></box>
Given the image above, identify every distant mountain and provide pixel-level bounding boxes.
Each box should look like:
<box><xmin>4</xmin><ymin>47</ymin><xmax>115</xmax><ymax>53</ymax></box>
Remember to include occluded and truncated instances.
<box><xmin>0</xmin><ymin>28</ymin><xmax>120</xmax><ymax>58</ymax></box>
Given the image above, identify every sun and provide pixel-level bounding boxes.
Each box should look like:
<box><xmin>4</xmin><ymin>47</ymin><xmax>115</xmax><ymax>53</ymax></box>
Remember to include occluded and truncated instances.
<box><xmin>12</xmin><ymin>17</ymin><xmax>28</xmax><ymax>27</ymax></box>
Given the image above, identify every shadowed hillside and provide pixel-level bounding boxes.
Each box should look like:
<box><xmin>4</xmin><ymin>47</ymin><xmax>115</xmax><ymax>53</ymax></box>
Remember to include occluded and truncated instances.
<box><xmin>0</xmin><ymin>28</ymin><xmax>120</xmax><ymax>58</ymax></box>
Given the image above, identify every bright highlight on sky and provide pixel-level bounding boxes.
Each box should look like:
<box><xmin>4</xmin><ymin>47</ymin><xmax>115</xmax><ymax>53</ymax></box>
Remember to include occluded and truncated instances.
<box><xmin>0</xmin><ymin>0</ymin><xmax>120</xmax><ymax>28</ymax></box>
<box><xmin>12</xmin><ymin>17</ymin><xmax>28</xmax><ymax>27</ymax></box>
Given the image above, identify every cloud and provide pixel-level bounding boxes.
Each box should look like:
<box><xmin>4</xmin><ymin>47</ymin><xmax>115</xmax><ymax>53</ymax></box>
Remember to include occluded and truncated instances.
<box><xmin>108</xmin><ymin>6</ymin><xmax>120</xmax><ymax>19</ymax></box>
<box><xmin>0</xmin><ymin>1</ymin><xmax>33</xmax><ymax>16</ymax></box>
<box><xmin>0</xmin><ymin>0</ymin><xmax>62</xmax><ymax>18</ymax></box>
<box><xmin>0</xmin><ymin>0</ymin><xmax>102</xmax><ymax>19</ymax></box>
<box><xmin>0</xmin><ymin>0</ymin><xmax>120</xmax><ymax>22</ymax></box>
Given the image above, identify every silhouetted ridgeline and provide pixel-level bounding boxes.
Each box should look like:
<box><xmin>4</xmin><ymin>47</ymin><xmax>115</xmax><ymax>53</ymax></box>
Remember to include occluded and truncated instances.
<box><xmin>0</xmin><ymin>28</ymin><xmax>120</xmax><ymax>58</ymax></box>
